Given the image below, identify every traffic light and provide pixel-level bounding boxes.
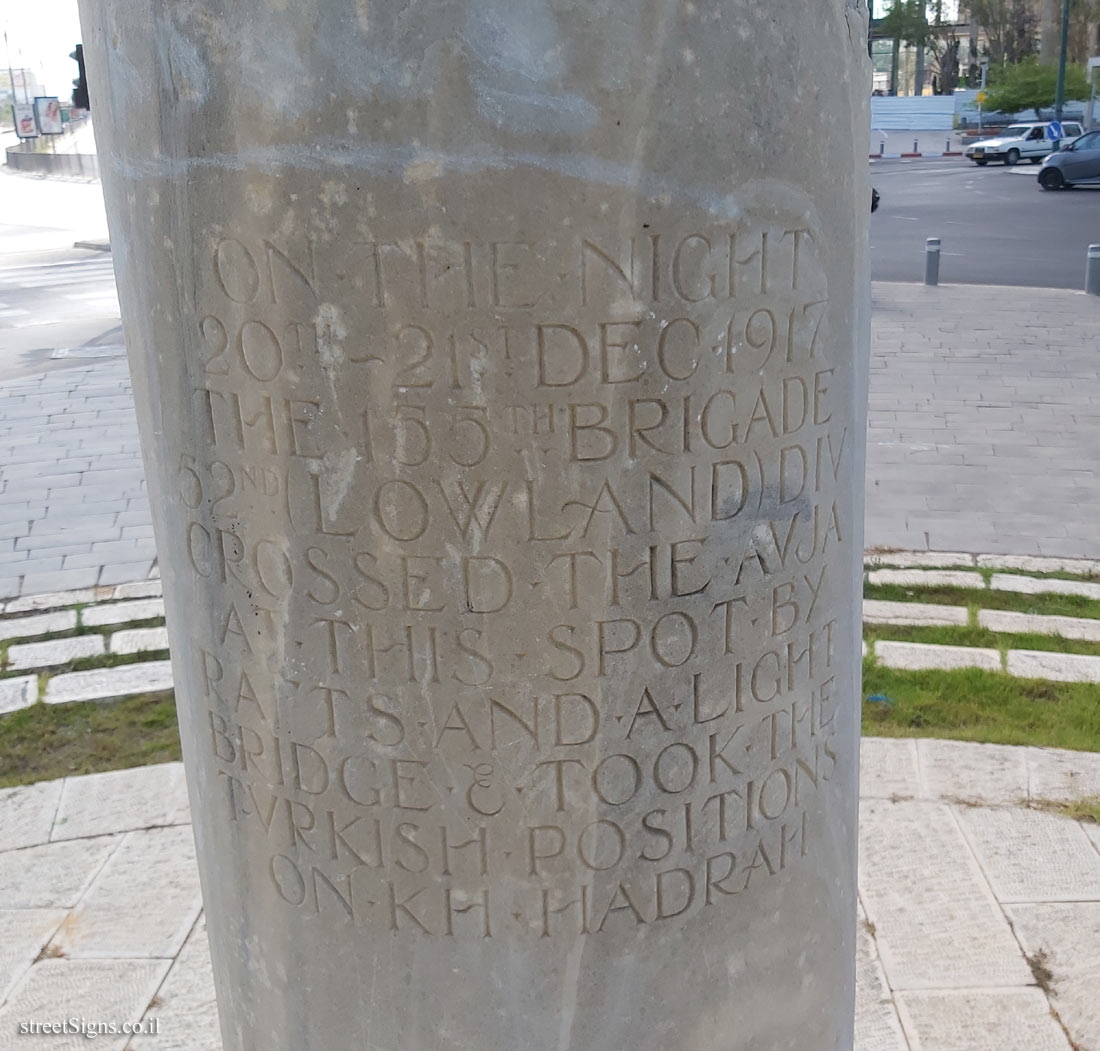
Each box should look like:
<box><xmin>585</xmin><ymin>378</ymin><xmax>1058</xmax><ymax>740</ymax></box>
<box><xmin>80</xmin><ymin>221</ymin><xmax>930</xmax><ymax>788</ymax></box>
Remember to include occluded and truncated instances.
<box><xmin>70</xmin><ymin>44</ymin><xmax>89</xmax><ymax>110</ymax></box>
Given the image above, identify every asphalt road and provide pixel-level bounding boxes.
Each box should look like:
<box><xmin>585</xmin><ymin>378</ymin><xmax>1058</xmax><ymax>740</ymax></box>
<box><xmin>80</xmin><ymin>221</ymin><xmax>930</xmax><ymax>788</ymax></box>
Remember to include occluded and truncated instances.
<box><xmin>870</xmin><ymin>156</ymin><xmax>1100</xmax><ymax>289</ymax></box>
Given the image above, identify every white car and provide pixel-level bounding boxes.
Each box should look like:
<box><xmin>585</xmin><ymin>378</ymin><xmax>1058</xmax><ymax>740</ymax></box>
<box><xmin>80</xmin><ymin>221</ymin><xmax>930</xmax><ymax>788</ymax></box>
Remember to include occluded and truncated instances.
<box><xmin>966</xmin><ymin>121</ymin><xmax>1084</xmax><ymax>166</ymax></box>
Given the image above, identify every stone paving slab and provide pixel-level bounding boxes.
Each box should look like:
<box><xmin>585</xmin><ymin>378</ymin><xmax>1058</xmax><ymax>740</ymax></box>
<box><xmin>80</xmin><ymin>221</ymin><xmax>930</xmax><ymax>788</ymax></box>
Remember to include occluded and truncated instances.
<box><xmin>858</xmin><ymin>799</ymin><xmax>1034</xmax><ymax>990</ymax></box>
<box><xmin>0</xmin><ymin>958</ymin><xmax>171</xmax><ymax>1051</ymax></box>
<box><xmin>894</xmin><ymin>989</ymin><xmax>1072</xmax><ymax>1051</ymax></box>
<box><xmin>44</xmin><ymin>659</ymin><xmax>174</xmax><ymax>705</ymax></box>
<box><xmin>129</xmin><ymin>920</ymin><xmax>220</xmax><ymax>1051</ymax></box>
<box><xmin>875</xmin><ymin>640</ymin><xmax>1001</xmax><ymax>672</ymax></box>
<box><xmin>7</xmin><ymin>633</ymin><xmax>104</xmax><ymax>669</ymax></box>
<box><xmin>855</xmin><ymin>905</ymin><xmax>908</xmax><ymax>1051</ymax></box>
<box><xmin>867</xmin><ymin>569</ymin><xmax>986</xmax><ymax>589</ymax></box>
<box><xmin>0</xmin><ymin>909</ymin><xmax>67</xmax><ymax>1002</ymax></box>
<box><xmin>0</xmin><ymin>779</ymin><xmax>64</xmax><ymax>851</ymax></box>
<box><xmin>916</xmin><ymin>739</ymin><xmax>1029</xmax><ymax>809</ymax></box>
<box><xmin>1028</xmin><ymin>747</ymin><xmax>1100</xmax><ymax>801</ymax></box>
<box><xmin>0</xmin><ymin>673</ymin><xmax>37</xmax><ymax>714</ymax></box>
<box><xmin>863</xmin><ymin>599</ymin><xmax>968</xmax><ymax>627</ymax></box>
<box><xmin>53</xmin><ymin>826</ymin><xmax>201</xmax><ymax>960</ymax></box>
<box><xmin>0</xmin><ymin>837</ymin><xmax>119</xmax><ymax>909</ymax></box>
<box><xmin>979</xmin><ymin>608</ymin><xmax>1100</xmax><ymax>642</ymax></box>
<box><xmin>1007</xmin><ymin>649</ymin><xmax>1100</xmax><ymax>684</ymax></box>
<box><xmin>1007</xmin><ymin>903</ymin><xmax>1100</xmax><ymax>1051</ymax></box>
<box><xmin>957</xmin><ymin>807</ymin><xmax>1100</xmax><ymax>903</ymax></box>
<box><xmin>109</xmin><ymin>626</ymin><xmax>169</xmax><ymax>655</ymax></box>
<box><xmin>992</xmin><ymin>572</ymin><xmax>1100</xmax><ymax>601</ymax></box>
<box><xmin>859</xmin><ymin>737</ymin><xmax>921</xmax><ymax>800</ymax></box>
<box><xmin>50</xmin><ymin>763</ymin><xmax>188</xmax><ymax>842</ymax></box>
<box><xmin>0</xmin><ymin>610</ymin><xmax>76</xmax><ymax>643</ymax></box>
<box><xmin>81</xmin><ymin>597</ymin><xmax>165</xmax><ymax>627</ymax></box>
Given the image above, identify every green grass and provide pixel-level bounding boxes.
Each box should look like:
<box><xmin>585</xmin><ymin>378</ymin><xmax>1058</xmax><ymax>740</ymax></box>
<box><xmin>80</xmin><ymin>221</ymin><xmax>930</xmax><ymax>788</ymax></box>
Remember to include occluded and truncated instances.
<box><xmin>0</xmin><ymin>691</ymin><xmax>181</xmax><ymax>789</ymax></box>
<box><xmin>864</xmin><ymin>623</ymin><xmax>1100</xmax><ymax>659</ymax></box>
<box><xmin>862</xmin><ymin>660</ymin><xmax>1100</xmax><ymax>753</ymax></box>
<box><xmin>865</xmin><ymin>582</ymin><xmax>1100</xmax><ymax>620</ymax></box>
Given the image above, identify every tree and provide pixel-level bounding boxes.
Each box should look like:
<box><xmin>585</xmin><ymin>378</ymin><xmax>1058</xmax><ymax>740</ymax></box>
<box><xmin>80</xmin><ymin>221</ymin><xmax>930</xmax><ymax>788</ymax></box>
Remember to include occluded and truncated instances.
<box><xmin>968</xmin><ymin>0</ymin><xmax>1038</xmax><ymax>64</ymax></box>
<box><xmin>881</xmin><ymin>0</ymin><xmax>937</xmax><ymax>93</ymax></box>
<box><xmin>983</xmin><ymin>58</ymin><xmax>1089</xmax><ymax>116</ymax></box>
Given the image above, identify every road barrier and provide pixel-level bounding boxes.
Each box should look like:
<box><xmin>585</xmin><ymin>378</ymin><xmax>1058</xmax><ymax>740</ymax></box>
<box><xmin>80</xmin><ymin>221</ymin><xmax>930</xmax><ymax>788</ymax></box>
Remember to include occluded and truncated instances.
<box><xmin>925</xmin><ymin>238</ymin><xmax>941</xmax><ymax>286</ymax></box>
<box><xmin>1087</xmin><ymin>245</ymin><xmax>1100</xmax><ymax>296</ymax></box>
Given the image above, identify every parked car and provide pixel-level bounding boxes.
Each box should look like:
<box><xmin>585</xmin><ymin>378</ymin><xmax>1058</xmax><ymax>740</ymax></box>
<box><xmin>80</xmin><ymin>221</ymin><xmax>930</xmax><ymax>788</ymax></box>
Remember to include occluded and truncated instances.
<box><xmin>965</xmin><ymin>121</ymin><xmax>1084</xmax><ymax>166</ymax></box>
<box><xmin>1038</xmin><ymin>130</ymin><xmax>1100</xmax><ymax>190</ymax></box>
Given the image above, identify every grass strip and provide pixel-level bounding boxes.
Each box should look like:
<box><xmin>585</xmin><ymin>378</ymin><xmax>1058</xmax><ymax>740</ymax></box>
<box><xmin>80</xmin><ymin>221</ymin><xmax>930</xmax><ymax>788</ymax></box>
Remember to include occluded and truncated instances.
<box><xmin>862</xmin><ymin>660</ymin><xmax>1100</xmax><ymax>754</ymax></box>
<box><xmin>863</xmin><ymin>623</ymin><xmax>1100</xmax><ymax>659</ymax></box>
<box><xmin>865</xmin><ymin>583</ymin><xmax>1100</xmax><ymax>620</ymax></box>
<box><xmin>0</xmin><ymin>691</ymin><xmax>181</xmax><ymax>789</ymax></box>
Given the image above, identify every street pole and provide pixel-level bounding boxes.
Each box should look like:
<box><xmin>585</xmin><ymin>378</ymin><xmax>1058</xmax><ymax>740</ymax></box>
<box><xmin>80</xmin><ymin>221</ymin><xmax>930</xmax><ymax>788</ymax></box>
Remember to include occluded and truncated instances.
<box><xmin>4</xmin><ymin>30</ymin><xmax>18</xmax><ymax>133</ymax></box>
<box><xmin>1054</xmin><ymin>0</ymin><xmax>1071</xmax><ymax>121</ymax></box>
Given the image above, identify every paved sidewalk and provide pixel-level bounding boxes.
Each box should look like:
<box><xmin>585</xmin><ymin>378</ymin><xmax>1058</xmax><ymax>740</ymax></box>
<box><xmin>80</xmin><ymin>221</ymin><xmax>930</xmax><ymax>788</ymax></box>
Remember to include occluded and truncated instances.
<box><xmin>868</xmin><ymin>282</ymin><xmax>1100</xmax><ymax>558</ymax></box>
<box><xmin>1</xmin><ymin>282</ymin><xmax>1098</xmax><ymax>600</ymax></box>
<box><xmin>1</xmin><ymin>741</ymin><xmax>1098</xmax><ymax>1050</ymax></box>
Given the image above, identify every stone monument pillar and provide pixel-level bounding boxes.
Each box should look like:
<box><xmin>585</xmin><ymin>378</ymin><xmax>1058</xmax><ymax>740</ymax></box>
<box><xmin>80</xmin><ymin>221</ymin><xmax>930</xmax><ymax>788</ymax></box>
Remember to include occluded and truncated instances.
<box><xmin>79</xmin><ymin>3</ymin><xmax>870</xmax><ymax>1048</ymax></box>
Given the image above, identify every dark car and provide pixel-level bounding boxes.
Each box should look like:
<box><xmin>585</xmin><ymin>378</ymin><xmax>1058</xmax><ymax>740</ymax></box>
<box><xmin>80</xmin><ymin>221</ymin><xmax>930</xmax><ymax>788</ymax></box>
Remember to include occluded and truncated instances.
<box><xmin>1038</xmin><ymin>130</ymin><xmax>1100</xmax><ymax>190</ymax></box>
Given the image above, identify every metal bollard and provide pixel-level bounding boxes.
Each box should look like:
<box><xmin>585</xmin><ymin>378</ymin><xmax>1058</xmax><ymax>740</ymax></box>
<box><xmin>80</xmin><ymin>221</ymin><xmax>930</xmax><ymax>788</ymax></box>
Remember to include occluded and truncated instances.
<box><xmin>914</xmin><ymin>138</ymin><xmax>919</xmax><ymax>154</ymax></box>
<box><xmin>946</xmin><ymin>139</ymin><xmax>950</xmax><ymax>153</ymax></box>
<box><xmin>925</xmin><ymin>238</ymin><xmax>941</xmax><ymax>286</ymax></box>
<box><xmin>880</xmin><ymin>141</ymin><xmax>885</xmax><ymax>157</ymax></box>
<box><xmin>1087</xmin><ymin>244</ymin><xmax>1100</xmax><ymax>296</ymax></box>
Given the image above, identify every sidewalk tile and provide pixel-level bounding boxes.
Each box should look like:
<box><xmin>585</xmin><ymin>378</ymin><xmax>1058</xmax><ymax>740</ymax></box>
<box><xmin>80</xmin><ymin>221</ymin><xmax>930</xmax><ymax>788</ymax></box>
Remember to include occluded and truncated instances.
<box><xmin>109</xmin><ymin>627</ymin><xmax>169</xmax><ymax>655</ymax></box>
<box><xmin>4</xmin><ymin>588</ymin><xmax>100</xmax><ymax>613</ymax></box>
<box><xmin>0</xmin><ymin>909</ymin><xmax>67</xmax><ymax>1002</ymax></box>
<box><xmin>863</xmin><ymin>599</ymin><xmax>968</xmax><ymax>626</ymax></box>
<box><xmin>0</xmin><ymin>674</ymin><xmax>38</xmax><ymax>715</ymax></box>
<box><xmin>1007</xmin><ymin>903</ymin><xmax>1100</xmax><ymax>1051</ymax></box>
<box><xmin>20</xmin><ymin>568</ymin><xmax>101</xmax><ymax>595</ymax></box>
<box><xmin>129</xmin><ymin>919</ymin><xmax>220</xmax><ymax>1051</ymax></box>
<box><xmin>51</xmin><ymin>763</ymin><xmax>188</xmax><ymax>842</ymax></box>
<box><xmin>865</xmin><ymin>551</ymin><xmax>976</xmax><ymax>569</ymax></box>
<box><xmin>0</xmin><ymin>780</ymin><xmax>64</xmax><ymax>851</ymax></box>
<box><xmin>980</xmin><ymin>609</ymin><xmax>1100</xmax><ymax>642</ymax></box>
<box><xmin>876</xmin><ymin>640</ymin><xmax>1001</xmax><ymax>672</ymax></box>
<box><xmin>44</xmin><ymin>660</ymin><xmax>174</xmax><ymax>705</ymax></box>
<box><xmin>896</xmin><ymin>989</ymin><xmax>1071</xmax><ymax>1051</ymax></box>
<box><xmin>7</xmin><ymin>634</ymin><xmax>104</xmax><ymax>670</ymax></box>
<box><xmin>956</xmin><ymin>807</ymin><xmax>1100</xmax><ymax>903</ymax></box>
<box><xmin>81</xmin><ymin>598</ymin><xmax>165</xmax><ymax>627</ymax></box>
<box><xmin>867</xmin><ymin>569</ymin><xmax>986</xmax><ymax>589</ymax></box>
<box><xmin>0</xmin><ymin>837</ymin><xmax>119</xmax><ymax>909</ymax></box>
<box><xmin>855</xmin><ymin>905</ymin><xmax>908</xmax><ymax>1051</ymax></box>
<box><xmin>113</xmin><ymin>580</ymin><xmax>162</xmax><ymax>600</ymax></box>
<box><xmin>992</xmin><ymin>573</ymin><xmax>1100</xmax><ymax>600</ymax></box>
<box><xmin>978</xmin><ymin>554</ymin><xmax>1100</xmax><ymax>576</ymax></box>
<box><xmin>54</xmin><ymin>826</ymin><xmax>201</xmax><ymax>960</ymax></box>
<box><xmin>860</xmin><ymin>738</ymin><xmax>921</xmax><ymax>799</ymax></box>
<box><xmin>1007</xmin><ymin>649</ymin><xmax>1100</xmax><ymax>684</ymax></box>
<box><xmin>0</xmin><ymin>959</ymin><xmax>170</xmax><ymax>1051</ymax></box>
<box><xmin>917</xmin><ymin>740</ymin><xmax>1028</xmax><ymax>807</ymax></box>
<box><xmin>1028</xmin><ymin>748</ymin><xmax>1100</xmax><ymax>801</ymax></box>
<box><xmin>0</xmin><ymin>610</ymin><xmax>76</xmax><ymax>644</ymax></box>
<box><xmin>859</xmin><ymin>799</ymin><xmax>1032</xmax><ymax>990</ymax></box>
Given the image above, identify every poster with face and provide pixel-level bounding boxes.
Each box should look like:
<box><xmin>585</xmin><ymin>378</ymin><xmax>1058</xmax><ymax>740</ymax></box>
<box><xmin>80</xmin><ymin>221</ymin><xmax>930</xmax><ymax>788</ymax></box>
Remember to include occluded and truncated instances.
<box><xmin>13</xmin><ymin>103</ymin><xmax>38</xmax><ymax>138</ymax></box>
<box><xmin>34</xmin><ymin>97</ymin><xmax>63</xmax><ymax>135</ymax></box>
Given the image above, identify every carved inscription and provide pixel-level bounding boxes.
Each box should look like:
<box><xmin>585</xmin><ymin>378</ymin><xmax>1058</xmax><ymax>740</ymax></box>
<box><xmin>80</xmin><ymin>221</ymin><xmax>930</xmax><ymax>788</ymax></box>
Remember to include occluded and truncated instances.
<box><xmin>177</xmin><ymin>201</ymin><xmax>853</xmax><ymax>939</ymax></box>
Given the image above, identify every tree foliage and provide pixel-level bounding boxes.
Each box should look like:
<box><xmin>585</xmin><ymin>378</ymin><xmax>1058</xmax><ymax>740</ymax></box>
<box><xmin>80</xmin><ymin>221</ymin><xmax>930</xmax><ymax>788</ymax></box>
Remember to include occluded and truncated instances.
<box><xmin>983</xmin><ymin>59</ymin><xmax>1090</xmax><ymax>118</ymax></box>
<box><xmin>968</xmin><ymin>0</ymin><xmax>1038</xmax><ymax>65</ymax></box>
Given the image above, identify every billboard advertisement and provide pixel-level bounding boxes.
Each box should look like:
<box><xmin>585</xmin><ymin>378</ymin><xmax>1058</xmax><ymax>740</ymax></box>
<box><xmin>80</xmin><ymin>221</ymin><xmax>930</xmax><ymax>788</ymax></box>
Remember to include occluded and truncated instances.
<box><xmin>12</xmin><ymin>103</ymin><xmax>37</xmax><ymax>138</ymax></box>
<box><xmin>34</xmin><ymin>96</ymin><xmax>63</xmax><ymax>135</ymax></box>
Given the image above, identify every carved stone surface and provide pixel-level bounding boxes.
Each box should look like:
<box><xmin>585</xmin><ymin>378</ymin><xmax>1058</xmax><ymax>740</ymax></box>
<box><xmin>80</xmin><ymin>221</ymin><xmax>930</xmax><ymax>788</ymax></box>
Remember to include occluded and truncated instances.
<box><xmin>79</xmin><ymin>2</ymin><xmax>871</xmax><ymax>1047</ymax></box>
